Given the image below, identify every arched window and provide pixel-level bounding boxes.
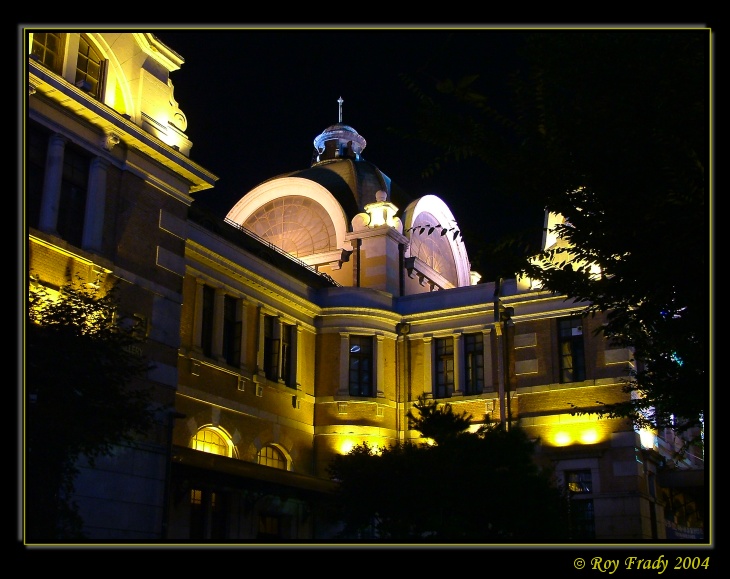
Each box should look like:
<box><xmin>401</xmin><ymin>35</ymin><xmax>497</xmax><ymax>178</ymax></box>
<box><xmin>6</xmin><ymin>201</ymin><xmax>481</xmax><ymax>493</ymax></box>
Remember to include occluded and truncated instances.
<box><xmin>257</xmin><ymin>444</ymin><xmax>288</xmax><ymax>470</ymax></box>
<box><xmin>190</xmin><ymin>426</ymin><xmax>234</xmax><ymax>458</ymax></box>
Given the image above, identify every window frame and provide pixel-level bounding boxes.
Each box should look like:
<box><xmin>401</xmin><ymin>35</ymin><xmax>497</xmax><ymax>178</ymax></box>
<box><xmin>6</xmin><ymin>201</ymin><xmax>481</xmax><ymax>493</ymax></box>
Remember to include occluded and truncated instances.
<box><xmin>190</xmin><ymin>426</ymin><xmax>235</xmax><ymax>458</ymax></box>
<box><xmin>257</xmin><ymin>444</ymin><xmax>289</xmax><ymax>470</ymax></box>
<box><xmin>31</xmin><ymin>32</ymin><xmax>66</xmax><ymax>74</ymax></box>
<box><xmin>558</xmin><ymin>316</ymin><xmax>586</xmax><ymax>383</ymax></box>
<box><xmin>463</xmin><ymin>332</ymin><xmax>485</xmax><ymax>395</ymax></box>
<box><xmin>222</xmin><ymin>294</ymin><xmax>242</xmax><ymax>366</ymax></box>
<box><xmin>434</xmin><ymin>336</ymin><xmax>455</xmax><ymax>398</ymax></box>
<box><xmin>348</xmin><ymin>335</ymin><xmax>374</xmax><ymax>397</ymax></box>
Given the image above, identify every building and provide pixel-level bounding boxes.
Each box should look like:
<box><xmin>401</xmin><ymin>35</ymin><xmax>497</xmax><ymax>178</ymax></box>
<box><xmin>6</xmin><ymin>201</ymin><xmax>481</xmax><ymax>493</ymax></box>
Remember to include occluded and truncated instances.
<box><xmin>24</xmin><ymin>31</ymin><xmax>705</xmax><ymax>543</ymax></box>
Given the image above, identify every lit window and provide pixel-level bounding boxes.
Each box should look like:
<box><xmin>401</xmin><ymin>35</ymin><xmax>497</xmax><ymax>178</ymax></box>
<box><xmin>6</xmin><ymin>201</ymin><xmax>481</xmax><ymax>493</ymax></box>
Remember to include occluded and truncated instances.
<box><xmin>349</xmin><ymin>335</ymin><xmax>373</xmax><ymax>397</ymax></box>
<box><xmin>566</xmin><ymin>470</ymin><xmax>593</xmax><ymax>494</ymax></box>
<box><xmin>558</xmin><ymin>316</ymin><xmax>586</xmax><ymax>383</ymax></box>
<box><xmin>190</xmin><ymin>426</ymin><xmax>233</xmax><ymax>457</ymax></box>
<box><xmin>257</xmin><ymin>445</ymin><xmax>288</xmax><ymax>470</ymax></box>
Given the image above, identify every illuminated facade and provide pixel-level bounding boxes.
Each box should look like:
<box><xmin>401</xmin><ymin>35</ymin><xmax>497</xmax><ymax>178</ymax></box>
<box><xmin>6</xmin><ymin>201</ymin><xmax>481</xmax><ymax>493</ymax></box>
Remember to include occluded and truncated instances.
<box><xmin>25</xmin><ymin>31</ymin><xmax>704</xmax><ymax>543</ymax></box>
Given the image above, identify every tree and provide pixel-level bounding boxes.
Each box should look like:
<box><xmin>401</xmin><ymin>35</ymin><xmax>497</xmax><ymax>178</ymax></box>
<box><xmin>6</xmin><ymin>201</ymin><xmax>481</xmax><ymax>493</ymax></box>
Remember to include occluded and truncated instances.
<box><xmin>25</xmin><ymin>272</ymin><xmax>157</xmax><ymax>541</ymax></box>
<box><xmin>327</xmin><ymin>396</ymin><xmax>571</xmax><ymax>542</ymax></box>
<box><xmin>397</xmin><ymin>30</ymin><xmax>708</xmax><ymax>444</ymax></box>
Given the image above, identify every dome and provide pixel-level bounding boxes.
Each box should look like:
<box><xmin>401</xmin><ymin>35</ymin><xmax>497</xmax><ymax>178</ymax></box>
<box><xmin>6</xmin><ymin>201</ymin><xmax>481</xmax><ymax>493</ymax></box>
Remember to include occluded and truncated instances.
<box><xmin>313</xmin><ymin>123</ymin><xmax>367</xmax><ymax>162</ymax></box>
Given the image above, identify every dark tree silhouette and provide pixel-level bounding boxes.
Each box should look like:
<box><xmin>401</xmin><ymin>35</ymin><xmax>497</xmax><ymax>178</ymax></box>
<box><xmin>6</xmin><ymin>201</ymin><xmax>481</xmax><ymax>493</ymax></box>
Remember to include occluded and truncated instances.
<box><xmin>25</xmin><ymin>272</ymin><xmax>157</xmax><ymax>542</ymax></box>
<box><xmin>397</xmin><ymin>30</ymin><xmax>709</xmax><ymax>444</ymax></box>
<box><xmin>328</xmin><ymin>396</ymin><xmax>571</xmax><ymax>542</ymax></box>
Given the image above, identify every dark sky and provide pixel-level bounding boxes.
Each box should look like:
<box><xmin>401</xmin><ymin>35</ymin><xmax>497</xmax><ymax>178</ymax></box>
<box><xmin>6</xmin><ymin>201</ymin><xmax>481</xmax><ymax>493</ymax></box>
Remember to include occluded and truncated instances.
<box><xmin>152</xmin><ymin>27</ymin><xmax>545</xmax><ymax>276</ymax></box>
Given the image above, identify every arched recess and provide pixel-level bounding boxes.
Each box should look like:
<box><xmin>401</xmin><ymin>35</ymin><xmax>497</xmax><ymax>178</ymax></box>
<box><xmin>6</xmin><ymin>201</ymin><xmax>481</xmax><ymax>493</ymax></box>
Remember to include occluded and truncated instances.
<box><xmin>402</xmin><ymin>195</ymin><xmax>472</xmax><ymax>288</ymax></box>
<box><xmin>225</xmin><ymin>177</ymin><xmax>349</xmax><ymax>258</ymax></box>
<box><xmin>84</xmin><ymin>33</ymin><xmax>135</xmax><ymax>119</ymax></box>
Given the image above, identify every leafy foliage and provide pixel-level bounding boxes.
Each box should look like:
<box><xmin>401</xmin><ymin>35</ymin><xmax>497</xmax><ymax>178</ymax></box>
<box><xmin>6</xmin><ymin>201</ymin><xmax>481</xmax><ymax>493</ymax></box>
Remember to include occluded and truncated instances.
<box><xmin>327</xmin><ymin>396</ymin><xmax>571</xmax><ymax>542</ymax></box>
<box><xmin>397</xmin><ymin>31</ymin><xmax>708</xmax><ymax>441</ymax></box>
<box><xmin>25</xmin><ymin>272</ymin><xmax>157</xmax><ymax>541</ymax></box>
<box><xmin>406</xmin><ymin>393</ymin><xmax>474</xmax><ymax>444</ymax></box>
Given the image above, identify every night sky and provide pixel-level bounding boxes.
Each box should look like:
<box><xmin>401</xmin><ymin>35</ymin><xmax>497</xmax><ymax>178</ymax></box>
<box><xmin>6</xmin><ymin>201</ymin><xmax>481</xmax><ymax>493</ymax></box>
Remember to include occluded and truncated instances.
<box><xmin>152</xmin><ymin>27</ymin><xmax>545</xmax><ymax>277</ymax></box>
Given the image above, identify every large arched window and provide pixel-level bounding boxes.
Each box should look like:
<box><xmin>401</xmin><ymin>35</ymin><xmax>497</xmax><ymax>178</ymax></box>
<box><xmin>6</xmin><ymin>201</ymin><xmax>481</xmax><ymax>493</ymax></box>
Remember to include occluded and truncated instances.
<box><xmin>190</xmin><ymin>426</ymin><xmax>235</xmax><ymax>458</ymax></box>
<box><xmin>257</xmin><ymin>444</ymin><xmax>288</xmax><ymax>470</ymax></box>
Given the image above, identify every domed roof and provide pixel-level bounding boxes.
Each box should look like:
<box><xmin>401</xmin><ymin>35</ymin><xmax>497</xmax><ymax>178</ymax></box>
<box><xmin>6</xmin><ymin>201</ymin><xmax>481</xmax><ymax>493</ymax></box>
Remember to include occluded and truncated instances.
<box><xmin>313</xmin><ymin>123</ymin><xmax>367</xmax><ymax>158</ymax></box>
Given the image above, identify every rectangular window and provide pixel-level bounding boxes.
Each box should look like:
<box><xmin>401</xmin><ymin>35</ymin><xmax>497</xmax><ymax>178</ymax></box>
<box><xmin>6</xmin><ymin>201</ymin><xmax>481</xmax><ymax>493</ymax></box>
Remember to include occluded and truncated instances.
<box><xmin>57</xmin><ymin>144</ymin><xmax>89</xmax><ymax>247</ymax></box>
<box><xmin>569</xmin><ymin>499</ymin><xmax>596</xmax><ymax>540</ymax></box>
<box><xmin>281</xmin><ymin>323</ymin><xmax>293</xmax><ymax>387</ymax></box>
<box><xmin>435</xmin><ymin>337</ymin><xmax>454</xmax><ymax>398</ymax></box>
<box><xmin>464</xmin><ymin>332</ymin><xmax>484</xmax><ymax>395</ymax></box>
<box><xmin>75</xmin><ymin>34</ymin><xmax>105</xmax><ymax>99</ymax></box>
<box><xmin>566</xmin><ymin>469</ymin><xmax>595</xmax><ymax>539</ymax></box>
<box><xmin>222</xmin><ymin>295</ymin><xmax>241</xmax><ymax>366</ymax></box>
<box><xmin>566</xmin><ymin>469</ymin><xmax>593</xmax><ymax>494</ymax></box>
<box><xmin>264</xmin><ymin>315</ymin><xmax>280</xmax><ymax>382</ymax></box>
<box><xmin>201</xmin><ymin>285</ymin><xmax>215</xmax><ymax>357</ymax></box>
<box><xmin>558</xmin><ymin>316</ymin><xmax>586</xmax><ymax>383</ymax></box>
<box><xmin>349</xmin><ymin>335</ymin><xmax>373</xmax><ymax>397</ymax></box>
<box><xmin>31</xmin><ymin>32</ymin><xmax>65</xmax><ymax>74</ymax></box>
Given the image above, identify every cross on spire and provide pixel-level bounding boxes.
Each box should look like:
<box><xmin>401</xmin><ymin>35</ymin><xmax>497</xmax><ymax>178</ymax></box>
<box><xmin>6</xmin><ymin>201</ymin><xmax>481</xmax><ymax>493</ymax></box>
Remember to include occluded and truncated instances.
<box><xmin>338</xmin><ymin>96</ymin><xmax>343</xmax><ymax>123</ymax></box>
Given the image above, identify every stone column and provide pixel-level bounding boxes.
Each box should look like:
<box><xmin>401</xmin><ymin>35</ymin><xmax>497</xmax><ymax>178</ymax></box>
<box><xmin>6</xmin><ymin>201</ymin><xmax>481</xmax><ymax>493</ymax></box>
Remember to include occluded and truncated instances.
<box><xmin>38</xmin><ymin>133</ymin><xmax>67</xmax><ymax>234</ymax></box>
<box><xmin>81</xmin><ymin>156</ymin><xmax>109</xmax><ymax>252</ymax></box>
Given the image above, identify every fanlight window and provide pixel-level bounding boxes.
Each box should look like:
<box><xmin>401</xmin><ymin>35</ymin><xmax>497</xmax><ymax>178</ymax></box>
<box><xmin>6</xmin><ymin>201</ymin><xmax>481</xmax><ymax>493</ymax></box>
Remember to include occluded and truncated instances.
<box><xmin>257</xmin><ymin>444</ymin><xmax>288</xmax><ymax>470</ymax></box>
<box><xmin>190</xmin><ymin>426</ymin><xmax>234</xmax><ymax>457</ymax></box>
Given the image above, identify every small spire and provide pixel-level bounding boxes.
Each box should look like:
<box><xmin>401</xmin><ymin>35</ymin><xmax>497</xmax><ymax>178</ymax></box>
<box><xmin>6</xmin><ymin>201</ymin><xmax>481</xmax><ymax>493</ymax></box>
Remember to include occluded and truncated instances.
<box><xmin>338</xmin><ymin>96</ymin><xmax>343</xmax><ymax>123</ymax></box>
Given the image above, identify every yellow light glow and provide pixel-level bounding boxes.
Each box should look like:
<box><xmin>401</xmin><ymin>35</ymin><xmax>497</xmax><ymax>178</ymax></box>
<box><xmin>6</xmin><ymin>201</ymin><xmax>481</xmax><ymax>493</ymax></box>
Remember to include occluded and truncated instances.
<box><xmin>339</xmin><ymin>439</ymin><xmax>355</xmax><ymax>455</ymax></box>
<box><xmin>554</xmin><ymin>432</ymin><xmax>572</xmax><ymax>446</ymax></box>
<box><xmin>579</xmin><ymin>429</ymin><xmax>599</xmax><ymax>444</ymax></box>
<box><xmin>550</xmin><ymin>423</ymin><xmax>607</xmax><ymax>447</ymax></box>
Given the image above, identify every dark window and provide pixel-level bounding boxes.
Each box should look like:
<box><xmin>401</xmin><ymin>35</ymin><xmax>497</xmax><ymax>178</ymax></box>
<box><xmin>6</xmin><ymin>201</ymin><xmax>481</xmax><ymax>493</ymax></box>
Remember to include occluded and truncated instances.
<box><xmin>558</xmin><ymin>316</ymin><xmax>586</xmax><ymax>383</ymax></box>
<box><xmin>264</xmin><ymin>315</ymin><xmax>280</xmax><ymax>381</ymax></box>
<box><xmin>57</xmin><ymin>144</ymin><xmax>89</xmax><ymax>247</ymax></box>
<box><xmin>75</xmin><ymin>34</ymin><xmax>105</xmax><ymax>98</ymax></box>
<box><xmin>31</xmin><ymin>32</ymin><xmax>65</xmax><ymax>74</ymax></box>
<box><xmin>222</xmin><ymin>295</ymin><xmax>241</xmax><ymax>366</ymax></box>
<box><xmin>349</xmin><ymin>335</ymin><xmax>373</xmax><ymax>397</ymax></box>
<box><xmin>281</xmin><ymin>323</ymin><xmax>293</xmax><ymax>387</ymax></box>
<box><xmin>435</xmin><ymin>337</ymin><xmax>454</xmax><ymax>398</ymax></box>
<box><xmin>566</xmin><ymin>469</ymin><xmax>595</xmax><ymax>539</ymax></box>
<box><xmin>26</xmin><ymin>121</ymin><xmax>50</xmax><ymax>230</ymax></box>
<box><xmin>569</xmin><ymin>499</ymin><xmax>596</xmax><ymax>540</ymax></box>
<box><xmin>201</xmin><ymin>285</ymin><xmax>214</xmax><ymax>357</ymax></box>
<box><xmin>464</xmin><ymin>332</ymin><xmax>484</xmax><ymax>395</ymax></box>
<box><xmin>190</xmin><ymin>488</ymin><xmax>227</xmax><ymax>540</ymax></box>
